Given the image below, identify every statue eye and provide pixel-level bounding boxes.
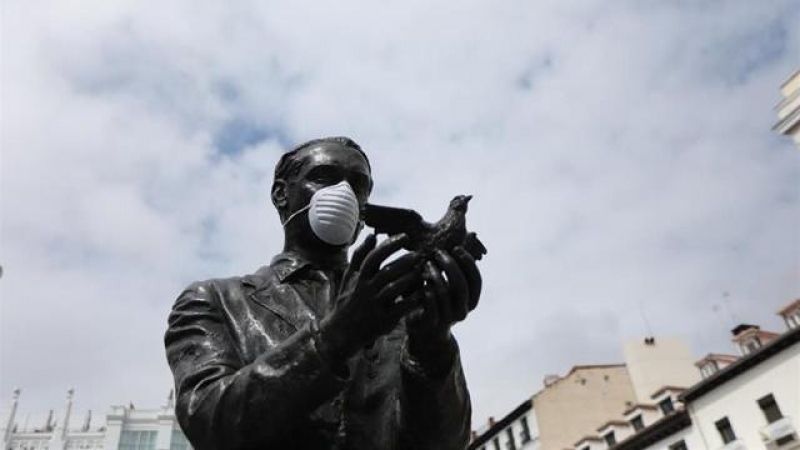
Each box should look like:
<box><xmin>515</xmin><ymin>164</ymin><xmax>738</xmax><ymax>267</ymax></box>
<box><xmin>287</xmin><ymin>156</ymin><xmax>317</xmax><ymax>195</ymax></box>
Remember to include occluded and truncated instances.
<box><xmin>309</xmin><ymin>171</ymin><xmax>338</xmax><ymax>184</ymax></box>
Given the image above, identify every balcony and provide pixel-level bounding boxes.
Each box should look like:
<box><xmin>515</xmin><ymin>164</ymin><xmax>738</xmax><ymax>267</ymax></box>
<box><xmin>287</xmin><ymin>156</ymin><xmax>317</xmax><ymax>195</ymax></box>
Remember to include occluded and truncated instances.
<box><xmin>718</xmin><ymin>439</ymin><xmax>747</xmax><ymax>450</ymax></box>
<box><xmin>760</xmin><ymin>417</ymin><xmax>798</xmax><ymax>448</ymax></box>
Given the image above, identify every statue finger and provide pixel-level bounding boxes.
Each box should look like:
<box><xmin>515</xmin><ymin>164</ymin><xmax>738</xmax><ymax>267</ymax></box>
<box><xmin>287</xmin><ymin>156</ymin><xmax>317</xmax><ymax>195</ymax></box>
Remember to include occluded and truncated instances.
<box><xmin>420</xmin><ymin>284</ymin><xmax>440</xmax><ymax>329</ymax></box>
<box><xmin>350</xmin><ymin>234</ymin><xmax>377</xmax><ymax>270</ymax></box>
<box><xmin>389</xmin><ymin>292</ymin><xmax>423</xmax><ymax>321</ymax></box>
<box><xmin>424</xmin><ymin>260</ymin><xmax>451</xmax><ymax>325</ymax></box>
<box><xmin>376</xmin><ymin>270</ymin><xmax>422</xmax><ymax>309</ymax></box>
<box><xmin>361</xmin><ymin>233</ymin><xmax>409</xmax><ymax>278</ymax></box>
<box><xmin>370</xmin><ymin>252</ymin><xmax>420</xmax><ymax>290</ymax></box>
<box><xmin>343</xmin><ymin>234</ymin><xmax>377</xmax><ymax>284</ymax></box>
<box><xmin>452</xmin><ymin>246</ymin><xmax>482</xmax><ymax>311</ymax></box>
<box><xmin>434</xmin><ymin>249</ymin><xmax>469</xmax><ymax>322</ymax></box>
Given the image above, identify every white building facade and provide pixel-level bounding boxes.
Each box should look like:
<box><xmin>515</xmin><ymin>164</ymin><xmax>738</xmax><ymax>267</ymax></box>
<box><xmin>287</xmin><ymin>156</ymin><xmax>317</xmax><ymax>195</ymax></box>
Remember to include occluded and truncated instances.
<box><xmin>469</xmin><ymin>400</ymin><xmax>540</xmax><ymax>450</ymax></box>
<box><xmin>470</xmin><ymin>298</ymin><xmax>800</xmax><ymax>450</ymax></box>
<box><xmin>589</xmin><ymin>298</ymin><xmax>800</xmax><ymax>450</ymax></box>
<box><xmin>2</xmin><ymin>391</ymin><xmax>191</xmax><ymax>450</ymax></box>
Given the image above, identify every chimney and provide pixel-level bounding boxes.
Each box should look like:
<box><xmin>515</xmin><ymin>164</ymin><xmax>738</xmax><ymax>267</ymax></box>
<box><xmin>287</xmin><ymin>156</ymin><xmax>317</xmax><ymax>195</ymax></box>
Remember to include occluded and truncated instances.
<box><xmin>731</xmin><ymin>323</ymin><xmax>779</xmax><ymax>356</ymax></box>
<box><xmin>543</xmin><ymin>374</ymin><xmax>560</xmax><ymax>387</ymax></box>
<box><xmin>3</xmin><ymin>388</ymin><xmax>21</xmax><ymax>444</ymax></box>
<box><xmin>731</xmin><ymin>324</ymin><xmax>758</xmax><ymax>337</ymax></box>
<box><xmin>44</xmin><ymin>410</ymin><xmax>54</xmax><ymax>432</ymax></box>
<box><xmin>81</xmin><ymin>410</ymin><xmax>92</xmax><ymax>432</ymax></box>
<box><xmin>489</xmin><ymin>416</ymin><xmax>496</xmax><ymax>427</ymax></box>
<box><xmin>56</xmin><ymin>388</ymin><xmax>74</xmax><ymax>438</ymax></box>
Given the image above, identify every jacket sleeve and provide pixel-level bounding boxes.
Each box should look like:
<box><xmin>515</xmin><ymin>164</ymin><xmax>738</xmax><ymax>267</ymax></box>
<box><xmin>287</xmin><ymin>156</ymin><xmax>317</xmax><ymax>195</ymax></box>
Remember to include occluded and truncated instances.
<box><xmin>398</xmin><ymin>334</ymin><xmax>472</xmax><ymax>450</ymax></box>
<box><xmin>164</xmin><ymin>281</ymin><xmax>349</xmax><ymax>450</ymax></box>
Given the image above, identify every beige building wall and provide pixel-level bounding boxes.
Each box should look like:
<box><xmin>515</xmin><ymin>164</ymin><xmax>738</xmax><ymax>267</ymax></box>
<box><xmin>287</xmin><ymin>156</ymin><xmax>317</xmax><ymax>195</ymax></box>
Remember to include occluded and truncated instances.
<box><xmin>534</xmin><ymin>365</ymin><xmax>637</xmax><ymax>450</ymax></box>
<box><xmin>623</xmin><ymin>338</ymin><xmax>701</xmax><ymax>403</ymax></box>
<box><xmin>775</xmin><ymin>70</ymin><xmax>800</xmax><ymax>146</ymax></box>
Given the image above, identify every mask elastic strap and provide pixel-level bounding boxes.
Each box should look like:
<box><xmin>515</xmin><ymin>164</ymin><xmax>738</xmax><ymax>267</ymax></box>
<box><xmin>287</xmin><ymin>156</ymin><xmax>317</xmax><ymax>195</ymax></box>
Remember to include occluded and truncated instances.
<box><xmin>282</xmin><ymin>204</ymin><xmax>311</xmax><ymax>228</ymax></box>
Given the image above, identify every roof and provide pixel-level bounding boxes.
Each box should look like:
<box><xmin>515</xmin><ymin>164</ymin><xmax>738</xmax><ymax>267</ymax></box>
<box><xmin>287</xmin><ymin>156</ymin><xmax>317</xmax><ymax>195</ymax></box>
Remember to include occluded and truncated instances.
<box><xmin>622</xmin><ymin>403</ymin><xmax>658</xmax><ymax>416</ymax></box>
<box><xmin>681</xmin><ymin>326</ymin><xmax>800</xmax><ymax>402</ymax></box>
<box><xmin>694</xmin><ymin>353</ymin><xmax>738</xmax><ymax>367</ymax></box>
<box><xmin>468</xmin><ymin>399</ymin><xmax>532</xmax><ymax>449</ymax></box>
<box><xmin>597</xmin><ymin>420</ymin><xmax>630</xmax><ymax>432</ymax></box>
<box><xmin>778</xmin><ymin>298</ymin><xmax>800</xmax><ymax>315</ymax></box>
<box><xmin>574</xmin><ymin>435</ymin><xmax>604</xmax><ymax>446</ymax></box>
<box><xmin>565</xmin><ymin>364</ymin><xmax>626</xmax><ymax>378</ymax></box>
<box><xmin>610</xmin><ymin>411</ymin><xmax>691</xmax><ymax>450</ymax></box>
<box><xmin>649</xmin><ymin>386</ymin><xmax>686</xmax><ymax>400</ymax></box>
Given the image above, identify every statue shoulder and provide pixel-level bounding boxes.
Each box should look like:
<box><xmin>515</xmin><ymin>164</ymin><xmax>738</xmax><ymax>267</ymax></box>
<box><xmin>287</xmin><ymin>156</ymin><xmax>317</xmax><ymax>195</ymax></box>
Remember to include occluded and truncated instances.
<box><xmin>174</xmin><ymin>268</ymin><xmax>270</xmax><ymax>308</ymax></box>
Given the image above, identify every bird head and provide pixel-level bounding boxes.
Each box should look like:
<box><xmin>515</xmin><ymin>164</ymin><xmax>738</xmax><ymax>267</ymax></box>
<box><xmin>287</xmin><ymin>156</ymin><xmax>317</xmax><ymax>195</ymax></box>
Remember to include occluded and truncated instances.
<box><xmin>449</xmin><ymin>195</ymin><xmax>472</xmax><ymax>212</ymax></box>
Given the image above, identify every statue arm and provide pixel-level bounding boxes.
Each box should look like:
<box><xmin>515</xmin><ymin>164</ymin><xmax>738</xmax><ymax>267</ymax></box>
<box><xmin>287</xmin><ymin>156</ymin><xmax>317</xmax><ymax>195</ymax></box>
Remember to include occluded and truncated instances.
<box><xmin>398</xmin><ymin>334</ymin><xmax>472</xmax><ymax>450</ymax></box>
<box><xmin>164</xmin><ymin>281</ymin><xmax>348</xmax><ymax>450</ymax></box>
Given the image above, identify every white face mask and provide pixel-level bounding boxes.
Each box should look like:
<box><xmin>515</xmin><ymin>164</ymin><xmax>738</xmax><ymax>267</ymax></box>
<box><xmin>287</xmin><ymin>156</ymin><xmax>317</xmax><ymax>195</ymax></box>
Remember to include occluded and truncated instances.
<box><xmin>282</xmin><ymin>181</ymin><xmax>362</xmax><ymax>246</ymax></box>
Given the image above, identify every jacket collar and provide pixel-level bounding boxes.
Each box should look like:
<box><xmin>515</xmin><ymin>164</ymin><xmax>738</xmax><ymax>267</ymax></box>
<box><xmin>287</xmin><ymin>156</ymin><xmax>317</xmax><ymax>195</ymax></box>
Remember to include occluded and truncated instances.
<box><xmin>270</xmin><ymin>252</ymin><xmax>313</xmax><ymax>283</ymax></box>
<box><xmin>241</xmin><ymin>253</ymin><xmax>310</xmax><ymax>290</ymax></box>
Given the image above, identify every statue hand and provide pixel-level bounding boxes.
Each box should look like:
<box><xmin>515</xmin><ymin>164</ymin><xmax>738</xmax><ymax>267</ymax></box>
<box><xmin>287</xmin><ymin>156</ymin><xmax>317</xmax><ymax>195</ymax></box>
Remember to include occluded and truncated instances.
<box><xmin>406</xmin><ymin>247</ymin><xmax>482</xmax><ymax>358</ymax></box>
<box><xmin>319</xmin><ymin>234</ymin><xmax>423</xmax><ymax>363</ymax></box>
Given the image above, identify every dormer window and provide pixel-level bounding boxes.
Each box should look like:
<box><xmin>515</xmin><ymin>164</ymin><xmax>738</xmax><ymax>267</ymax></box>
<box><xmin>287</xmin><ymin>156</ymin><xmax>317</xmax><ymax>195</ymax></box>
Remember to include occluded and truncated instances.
<box><xmin>603</xmin><ymin>431</ymin><xmax>616</xmax><ymax>447</ymax></box>
<box><xmin>778</xmin><ymin>299</ymin><xmax>800</xmax><ymax>330</ymax></box>
<box><xmin>741</xmin><ymin>337</ymin><xmax>761</xmax><ymax>355</ymax></box>
<box><xmin>700</xmin><ymin>360</ymin><xmax>719</xmax><ymax>378</ymax></box>
<box><xmin>658</xmin><ymin>397</ymin><xmax>675</xmax><ymax>415</ymax></box>
<box><xmin>784</xmin><ymin>309</ymin><xmax>800</xmax><ymax>330</ymax></box>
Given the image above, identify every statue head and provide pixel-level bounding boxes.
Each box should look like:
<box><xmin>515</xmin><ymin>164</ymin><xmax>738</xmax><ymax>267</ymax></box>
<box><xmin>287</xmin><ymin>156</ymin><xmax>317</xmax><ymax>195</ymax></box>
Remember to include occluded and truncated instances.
<box><xmin>272</xmin><ymin>137</ymin><xmax>373</xmax><ymax>249</ymax></box>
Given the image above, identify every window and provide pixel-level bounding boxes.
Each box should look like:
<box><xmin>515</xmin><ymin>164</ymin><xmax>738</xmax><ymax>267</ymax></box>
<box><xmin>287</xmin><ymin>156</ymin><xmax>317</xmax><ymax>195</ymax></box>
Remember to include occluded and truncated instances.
<box><xmin>505</xmin><ymin>428</ymin><xmax>517</xmax><ymax>450</ymax></box>
<box><xmin>758</xmin><ymin>394</ymin><xmax>784</xmax><ymax>424</ymax></box>
<box><xmin>604</xmin><ymin>431</ymin><xmax>616</xmax><ymax>447</ymax></box>
<box><xmin>170</xmin><ymin>428</ymin><xmax>192</xmax><ymax>450</ymax></box>
<box><xmin>668</xmin><ymin>440</ymin><xmax>688</xmax><ymax>450</ymax></box>
<box><xmin>493</xmin><ymin>437</ymin><xmax>501</xmax><ymax>450</ymax></box>
<box><xmin>119</xmin><ymin>430</ymin><xmax>157</xmax><ymax>450</ymax></box>
<box><xmin>658</xmin><ymin>397</ymin><xmax>675</xmax><ymax>415</ymax></box>
<box><xmin>630</xmin><ymin>415</ymin><xmax>645</xmax><ymax>432</ymax></box>
<box><xmin>715</xmin><ymin>417</ymin><xmax>736</xmax><ymax>444</ymax></box>
<box><xmin>776</xmin><ymin>435</ymin><xmax>796</xmax><ymax>446</ymax></box>
<box><xmin>519</xmin><ymin>416</ymin><xmax>532</xmax><ymax>443</ymax></box>
<box><xmin>700</xmin><ymin>361</ymin><xmax>719</xmax><ymax>378</ymax></box>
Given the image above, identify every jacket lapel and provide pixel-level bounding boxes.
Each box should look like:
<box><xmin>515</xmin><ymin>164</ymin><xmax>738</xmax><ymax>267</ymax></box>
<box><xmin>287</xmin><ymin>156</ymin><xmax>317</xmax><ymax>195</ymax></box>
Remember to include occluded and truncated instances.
<box><xmin>245</xmin><ymin>258</ymin><xmax>318</xmax><ymax>332</ymax></box>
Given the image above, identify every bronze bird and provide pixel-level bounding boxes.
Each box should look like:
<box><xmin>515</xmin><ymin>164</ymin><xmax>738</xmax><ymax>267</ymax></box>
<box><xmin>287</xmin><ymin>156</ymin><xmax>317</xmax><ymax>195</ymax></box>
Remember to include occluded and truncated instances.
<box><xmin>363</xmin><ymin>195</ymin><xmax>487</xmax><ymax>260</ymax></box>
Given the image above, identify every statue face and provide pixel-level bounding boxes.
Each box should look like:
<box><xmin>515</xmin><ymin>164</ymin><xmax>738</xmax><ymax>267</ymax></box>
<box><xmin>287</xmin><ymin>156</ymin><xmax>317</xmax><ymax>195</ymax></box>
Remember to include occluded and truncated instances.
<box><xmin>273</xmin><ymin>142</ymin><xmax>372</xmax><ymax>249</ymax></box>
<box><xmin>285</xmin><ymin>142</ymin><xmax>372</xmax><ymax>214</ymax></box>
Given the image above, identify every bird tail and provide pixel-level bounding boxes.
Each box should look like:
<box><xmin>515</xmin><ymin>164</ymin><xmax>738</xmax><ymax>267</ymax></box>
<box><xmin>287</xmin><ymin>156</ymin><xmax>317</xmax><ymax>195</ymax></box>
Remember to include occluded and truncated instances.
<box><xmin>463</xmin><ymin>232</ymin><xmax>487</xmax><ymax>260</ymax></box>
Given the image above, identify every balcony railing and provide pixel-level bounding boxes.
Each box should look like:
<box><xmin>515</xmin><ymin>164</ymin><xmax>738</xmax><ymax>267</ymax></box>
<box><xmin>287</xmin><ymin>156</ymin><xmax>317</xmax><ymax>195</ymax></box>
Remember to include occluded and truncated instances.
<box><xmin>760</xmin><ymin>417</ymin><xmax>797</xmax><ymax>446</ymax></box>
<box><xmin>718</xmin><ymin>439</ymin><xmax>747</xmax><ymax>450</ymax></box>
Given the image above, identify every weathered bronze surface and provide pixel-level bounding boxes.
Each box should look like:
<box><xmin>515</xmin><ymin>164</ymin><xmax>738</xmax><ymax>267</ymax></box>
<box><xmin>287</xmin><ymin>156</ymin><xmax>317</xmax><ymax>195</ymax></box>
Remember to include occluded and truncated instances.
<box><xmin>165</xmin><ymin>137</ymin><xmax>484</xmax><ymax>449</ymax></box>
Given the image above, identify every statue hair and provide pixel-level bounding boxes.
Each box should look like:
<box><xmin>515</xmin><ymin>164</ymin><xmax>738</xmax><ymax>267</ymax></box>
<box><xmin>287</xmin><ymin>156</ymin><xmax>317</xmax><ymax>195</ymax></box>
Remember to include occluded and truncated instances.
<box><xmin>274</xmin><ymin>137</ymin><xmax>371</xmax><ymax>182</ymax></box>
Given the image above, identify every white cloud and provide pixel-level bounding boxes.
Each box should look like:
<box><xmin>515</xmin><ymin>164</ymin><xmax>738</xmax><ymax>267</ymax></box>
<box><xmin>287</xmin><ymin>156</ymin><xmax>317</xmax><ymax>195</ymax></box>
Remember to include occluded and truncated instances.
<box><xmin>1</xmin><ymin>0</ymin><xmax>799</xmax><ymax>430</ymax></box>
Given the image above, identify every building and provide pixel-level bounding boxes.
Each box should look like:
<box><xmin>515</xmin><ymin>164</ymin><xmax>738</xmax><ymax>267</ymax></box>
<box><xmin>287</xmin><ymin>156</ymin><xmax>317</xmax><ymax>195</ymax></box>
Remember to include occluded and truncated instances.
<box><xmin>536</xmin><ymin>364</ymin><xmax>637</xmax><ymax>450</ymax></box>
<box><xmin>470</xmin><ymin>298</ymin><xmax>800</xmax><ymax>450</ymax></box>
<box><xmin>469</xmin><ymin>400</ymin><xmax>539</xmax><ymax>450</ymax></box>
<box><xmin>1</xmin><ymin>390</ymin><xmax>192</xmax><ymax>450</ymax></box>
<box><xmin>577</xmin><ymin>297</ymin><xmax>800</xmax><ymax>450</ymax></box>
<box><xmin>470</xmin><ymin>339</ymin><xmax>700</xmax><ymax>450</ymax></box>
<box><xmin>775</xmin><ymin>70</ymin><xmax>800</xmax><ymax>146</ymax></box>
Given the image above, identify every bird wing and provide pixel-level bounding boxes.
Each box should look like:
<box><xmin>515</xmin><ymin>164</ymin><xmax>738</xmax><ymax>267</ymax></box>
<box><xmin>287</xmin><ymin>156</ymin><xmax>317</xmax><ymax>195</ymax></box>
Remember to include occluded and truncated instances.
<box><xmin>363</xmin><ymin>203</ymin><xmax>427</xmax><ymax>237</ymax></box>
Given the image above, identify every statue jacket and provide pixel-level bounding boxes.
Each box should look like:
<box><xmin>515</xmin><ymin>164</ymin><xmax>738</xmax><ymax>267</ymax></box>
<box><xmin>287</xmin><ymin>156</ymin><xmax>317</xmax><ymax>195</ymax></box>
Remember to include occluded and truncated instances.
<box><xmin>164</xmin><ymin>252</ymin><xmax>472</xmax><ymax>450</ymax></box>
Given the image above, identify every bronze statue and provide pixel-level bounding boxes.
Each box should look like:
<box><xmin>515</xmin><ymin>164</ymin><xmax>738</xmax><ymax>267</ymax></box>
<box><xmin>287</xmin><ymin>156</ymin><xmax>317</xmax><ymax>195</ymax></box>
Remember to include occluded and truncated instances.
<box><xmin>164</xmin><ymin>137</ymin><xmax>484</xmax><ymax>449</ymax></box>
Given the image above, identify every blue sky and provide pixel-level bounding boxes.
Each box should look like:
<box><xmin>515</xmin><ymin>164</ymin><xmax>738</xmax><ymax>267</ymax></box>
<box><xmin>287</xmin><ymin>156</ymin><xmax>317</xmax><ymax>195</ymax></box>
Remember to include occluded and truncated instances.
<box><xmin>1</xmin><ymin>0</ymin><xmax>799</xmax><ymax>430</ymax></box>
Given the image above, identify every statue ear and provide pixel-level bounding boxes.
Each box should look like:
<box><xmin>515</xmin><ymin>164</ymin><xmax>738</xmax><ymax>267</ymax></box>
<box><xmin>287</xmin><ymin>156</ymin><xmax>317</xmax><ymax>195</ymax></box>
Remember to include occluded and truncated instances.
<box><xmin>271</xmin><ymin>180</ymin><xmax>288</xmax><ymax>212</ymax></box>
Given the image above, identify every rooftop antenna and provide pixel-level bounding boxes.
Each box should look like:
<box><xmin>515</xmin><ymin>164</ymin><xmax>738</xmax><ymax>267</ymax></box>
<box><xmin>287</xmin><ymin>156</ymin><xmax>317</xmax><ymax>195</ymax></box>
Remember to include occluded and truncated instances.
<box><xmin>721</xmin><ymin>291</ymin><xmax>740</xmax><ymax>323</ymax></box>
<box><xmin>637</xmin><ymin>298</ymin><xmax>655</xmax><ymax>339</ymax></box>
